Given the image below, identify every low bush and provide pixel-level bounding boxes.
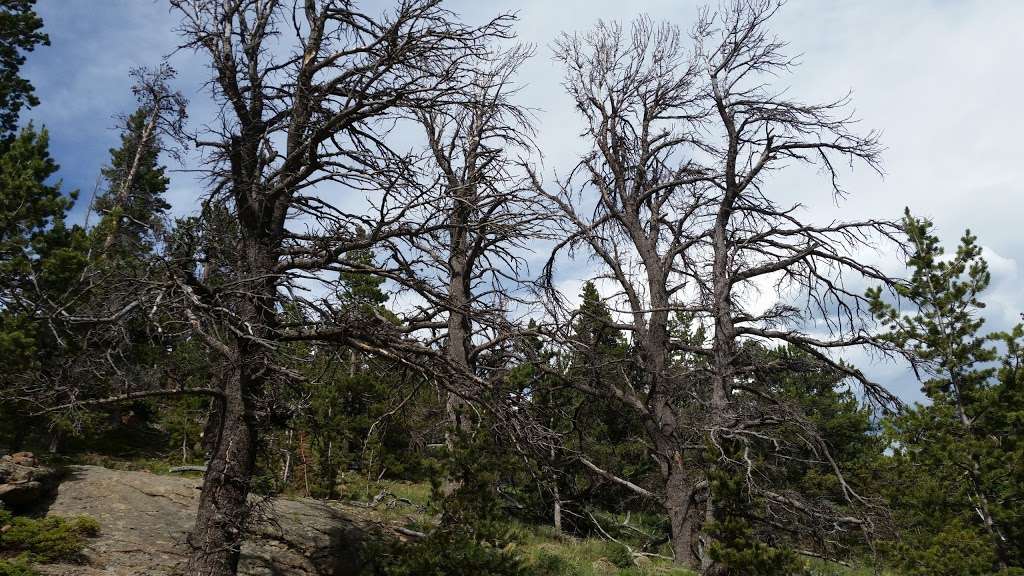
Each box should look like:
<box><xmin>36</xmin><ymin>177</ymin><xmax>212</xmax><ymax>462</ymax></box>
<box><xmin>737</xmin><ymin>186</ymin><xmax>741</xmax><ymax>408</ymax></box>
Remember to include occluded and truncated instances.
<box><xmin>0</xmin><ymin>557</ymin><xmax>37</xmax><ymax>576</ymax></box>
<box><xmin>364</xmin><ymin>528</ymin><xmax>527</xmax><ymax>576</ymax></box>
<box><xmin>0</xmin><ymin>508</ymin><xmax>99</xmax><ymax>566</ymax></box>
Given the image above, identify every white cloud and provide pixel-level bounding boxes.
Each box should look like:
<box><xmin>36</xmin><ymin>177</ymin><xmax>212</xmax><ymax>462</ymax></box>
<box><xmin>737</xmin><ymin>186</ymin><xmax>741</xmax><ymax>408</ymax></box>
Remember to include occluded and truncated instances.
<box><xmin>982</xmin><ymin>245</ymin><xmax>1023</xmax><ymax>329</ymax></box>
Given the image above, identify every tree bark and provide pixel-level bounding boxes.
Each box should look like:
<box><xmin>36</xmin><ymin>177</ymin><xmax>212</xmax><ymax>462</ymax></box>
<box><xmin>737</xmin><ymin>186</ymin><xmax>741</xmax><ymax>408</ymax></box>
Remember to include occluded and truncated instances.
<box><xmin>185</xmin><ymin>362</ymin><xmax>257</xmax><ymax>576</ymax></box>
<box><xmin>701</xmin><ymin>104</ymin><xmax>741</xmax><ymax>572</ymax></box>
<box><xmin>665</xmin><ymin>465</ymin><xmax>699</xmax><ymax>568</ymax></box>
<box><xmin>553</xmin><ymin>494</ymin><xmax>562</xmax><ymax>533</ymax></box>
<box><xmin>644</xmin><ymin>277</ymin><xmax>701</xmax><ymax>569</ymax></box>
<box><xmin>440</xmin><ymin>177</ymin><xmax>474</xmax><ymax>496</ymax></box>
<box><xmin>187</xmin><ymin>234</ymin><xmax>274</xmax><ymax>575</ymax></box>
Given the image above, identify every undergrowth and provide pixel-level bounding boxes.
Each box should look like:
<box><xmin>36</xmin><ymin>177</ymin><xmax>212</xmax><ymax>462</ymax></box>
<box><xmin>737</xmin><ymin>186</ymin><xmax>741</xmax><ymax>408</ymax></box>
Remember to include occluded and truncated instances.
<box><xmin>0</xmin><ymin>508</ymin><xmax>99</xmax><ymax>575</ymax></box>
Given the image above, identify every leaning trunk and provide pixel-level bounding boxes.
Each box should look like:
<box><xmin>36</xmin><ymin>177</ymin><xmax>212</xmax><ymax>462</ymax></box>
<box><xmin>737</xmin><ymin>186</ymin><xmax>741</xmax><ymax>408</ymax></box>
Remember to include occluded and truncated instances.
<box><xmin>185</xmin><ymin>361</ymin><xmax>258</xmax><ymax>575</ymax></box>
<box><xmin>187</xmin><ymin>232</ymin><xmax>275</xmax><ymax>576</ymax></box>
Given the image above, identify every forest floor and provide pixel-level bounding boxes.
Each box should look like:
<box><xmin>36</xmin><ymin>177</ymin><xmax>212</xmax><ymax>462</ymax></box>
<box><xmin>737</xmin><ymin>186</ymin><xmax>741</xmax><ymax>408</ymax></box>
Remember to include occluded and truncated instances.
<box><xmin>48</xmin><ymin>454</ymin><xmax>700</xmax><ymax>576</ymax></box>
<box><xmin>20</xmin><ymin>446</ymin><xmax>885</xmax><ymax>576</ymax></box>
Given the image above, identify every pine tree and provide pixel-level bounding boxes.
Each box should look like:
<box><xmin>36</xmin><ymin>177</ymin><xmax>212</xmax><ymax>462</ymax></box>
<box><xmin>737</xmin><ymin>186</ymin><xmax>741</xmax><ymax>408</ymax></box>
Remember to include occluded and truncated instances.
<box><xmin>568</xmin><ymin>282</ymin><xmax>651</xmax><ymax>507</ymax></box>
<box><xmin>0</xmin><ymin>0</ymin><xmax>48</xmax><ymax>139</ymax></box>
<box><xmin>0</xmin><ymin>12</ymin><xmax>72</xmax><ymax>313</ymax></box>
<box><xmin>0</xmin><ymin>1</ymin><xmax>92</xmax><ymax>451</ymax></box>
<box><xmin>572</xmin><ymin>281</ymin><xmax>623</xmax><ymax>355</ymax></box>
<box><xmin>869</xmin><ymin>210</ymin><xmax>1024</xmax><ymax>574</ymax></box>
<box><xmin>93</xmin><ymin>107</ymin><xmax>172</xmax><ymax>255</ymax></box>
<box><xmin>289</xmin><ymin>248</ymin><xmax>424</xmax><ymax>498</ymax></box>
<box><xmin>0</xmin><ymin>128</ymin><xmax>85</xmax><ymax>449</ymax></box>
<box><xmin>0</xmin><ymin>123</ymin><xmax>80</xmax><ymax>367</ymax></box>
<box><xmin>520</xmin><ymin>282</ymin><xmax>655</xmax><ymax>531</ymax></box>
<box><xmin>338</xmin><ymin>246</ymin><xmax>389</xmax><ymax>316</ymax></box>
<box><xmin>0</xmin><ymin>127</ymin><xmax>72</xmax><ymax>298</ymax></box>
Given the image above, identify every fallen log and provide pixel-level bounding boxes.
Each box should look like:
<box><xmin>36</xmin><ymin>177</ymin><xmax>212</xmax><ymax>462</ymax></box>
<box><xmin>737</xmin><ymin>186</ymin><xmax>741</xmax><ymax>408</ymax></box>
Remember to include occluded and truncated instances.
<box><xmin>169</xmin><ymin>465</ymin><xmax>207</xmax><ymax>473</ymax></box>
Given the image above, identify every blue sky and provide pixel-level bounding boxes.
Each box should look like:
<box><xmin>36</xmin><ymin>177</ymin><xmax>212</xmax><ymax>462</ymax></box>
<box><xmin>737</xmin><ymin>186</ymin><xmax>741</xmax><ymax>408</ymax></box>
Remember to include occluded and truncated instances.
<box><xmin>21</xmin><ymin>0</ymin><xmax>1024</xmax><ymax>401</ymax></box>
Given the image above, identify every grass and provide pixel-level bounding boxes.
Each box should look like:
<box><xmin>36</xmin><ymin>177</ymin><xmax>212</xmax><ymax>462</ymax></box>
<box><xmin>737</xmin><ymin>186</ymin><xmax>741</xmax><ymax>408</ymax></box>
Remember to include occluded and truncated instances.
<box><xmin>58</xmin><ymin>451</ymin><xmax>205</xmax><ymax>477</ymax></box>
<box><xmin>337</xmin><ymin>472</ymin><xmax>433</xmax><ymax>507</ymax></box>
<box><xmin>329</xmin><ymin>474</ymin><xmax>692</xmax><ymax>575</ymax></box>
<box><xmin>328</xmin><ymin>473</ymin><xmax>435</xmax><ymax>528</ymax></box>
<box><xmin>516</xmin><ymin>525</ymin><xmax>697</xmax><ymax>576</ymax></box>
<box><xmin>806</xmin><ymin>559</ymin><xmax>901</xmax><ymax>576</ymax></box>
<box><xmin>331</xmin><ymin>476</ymin><xmax>893</xmax><ymax>576</ymax></box>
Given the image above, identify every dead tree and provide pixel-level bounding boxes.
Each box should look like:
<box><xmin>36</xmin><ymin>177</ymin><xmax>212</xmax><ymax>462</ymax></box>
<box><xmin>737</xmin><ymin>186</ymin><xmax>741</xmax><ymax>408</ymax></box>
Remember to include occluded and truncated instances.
<box><xmin>374</xmin><ymin>44</ymin><xmax>543</xmax><ymax>454</ymax></box>
<box><xmin>139</xmin><ymin>2</ymin><xmax>511</xmax><ymax>574</ymax></box>
<box><xmin>535</xmin><ymin>17</ymin><xmax>710</xmax><ymax>567</ymax></box>
<box><xmin>537</xmin><ymin>3</ymin><xmax>906</xmax><ymax>571</ymax></box>
<box><xmin>688</xmin><ymin>3</ymin><xmax>903</xmax><ymax>570</ymax></box>
<box><xmin>15</xmin><ymin>5</ymin><xmax>522</xmax><ymax>572</ymax></box>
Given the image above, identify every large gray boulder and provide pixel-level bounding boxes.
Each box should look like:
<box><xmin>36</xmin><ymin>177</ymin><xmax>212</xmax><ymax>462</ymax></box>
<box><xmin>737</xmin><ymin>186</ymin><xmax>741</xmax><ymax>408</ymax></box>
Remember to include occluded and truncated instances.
<box><xmin>0</xmin><ymin>452</ymin><xmax>61</xmax><ymax>509</ymax></box>
<box><xmin>39</xmin><ymin>465</ymin><xmax>382</xmax><ymax>576</ymax></box>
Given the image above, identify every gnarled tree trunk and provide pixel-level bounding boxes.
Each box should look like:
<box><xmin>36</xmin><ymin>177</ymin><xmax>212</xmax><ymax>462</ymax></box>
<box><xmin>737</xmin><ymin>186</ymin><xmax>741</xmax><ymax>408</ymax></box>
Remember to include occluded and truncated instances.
<box><xmin>185</xmin><ymin>363</ymin><xmax>257</xmax><ymax>575</ymax></box>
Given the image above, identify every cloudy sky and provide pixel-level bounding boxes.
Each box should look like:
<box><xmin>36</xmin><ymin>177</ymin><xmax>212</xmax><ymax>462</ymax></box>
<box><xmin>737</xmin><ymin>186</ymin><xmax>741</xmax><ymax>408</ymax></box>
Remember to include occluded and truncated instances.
<box><xmin>22</xmin><ymin>0</ymin><xmax>1024</xmax><ymax>401</ymax></box>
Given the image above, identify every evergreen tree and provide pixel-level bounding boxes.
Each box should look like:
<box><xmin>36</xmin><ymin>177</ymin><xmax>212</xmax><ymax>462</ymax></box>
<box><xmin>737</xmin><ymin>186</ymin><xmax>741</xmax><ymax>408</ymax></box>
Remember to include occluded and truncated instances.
<box><xmin>869</xmin><ymin>210</ymin><xmax>1024</xmax><ymax>574</ymax></box>
<box><xmin>283</xmin><ymin>248</ymin><xmax>426</xmax><ymax>498</ymax></box>
<box><xmin>338</xmin><ymin>246</ymin><xmax>389</xmax><ymax>315</ymax></box>
<box><xmin>572</xmin><ymin>281</ymin><xmax>623</xmax><ymax>354</ymax></box>
<box><xmin>0</xmin><ymin>1</ymin><xmax>71</xmax><ymax>323</ymax></box>
<box><xmin>761</xmin><ymin>346</ymin><xmax>885</xmax><ymax>513</ymax></box>
<box><xmin>704</xmin><ymin>465</ymin><xmax>803</xmax><ymax>576</ymax></box>
<box><xmin>0</xmin><ymin>0</ymin><xmax>48</xmax><ymax>139</ymax></box>
<box><xmin>695</xmin><ymin>344</ymin><xmax>887</xmax><ymax>573</ymax></box>
<box><xmin>0</xmin><ymin>125</ymin><xmax>74</xmax><ymax>331</ymax></box>
<box><xmin>93</xmin><ymin>107</ymin><xmax>172</xmax><ymax>255</ymax></box>
<box><xmin>0</xmin><ymin>126</ymin><xmax>84</xmax><ymax>449</ymax></box>
<box><xmin>0</xmin><ymin>2</ymin><xmax>91</xmax><ymax>450</ymax></box>
<box><xmin>517</xmin><ymin>282</ymin><xmax>656</xmax><ymax>533</ymax></box>
<box><xmin>0</xmin><ymin>127</ymin><xmax>86</xmax><ymax>449</ymax></box>
<box><xmin>0</xmin><ymin>123</ymin><xmax>84</xmax><ymax>387</ymax></box>
<box><xmin>568</xmin><ymin>283</ymin><xmax>652</xmax><ymax>510</ymax></box>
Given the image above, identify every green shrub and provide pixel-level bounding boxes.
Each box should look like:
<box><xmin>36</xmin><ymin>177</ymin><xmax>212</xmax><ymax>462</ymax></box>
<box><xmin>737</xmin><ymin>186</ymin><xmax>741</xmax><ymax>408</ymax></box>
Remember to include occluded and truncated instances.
<box><xmin>705</xmin><ymin>469</ymin><xmax>804</xmax><ymax>576</ymax></box>
<box><xmin>526</xmin><ymin>549</ymin><xmax>578</xmax><ymax>576</ymax></box>
<box><xmin>0</xmin><ymin>558</ymin><xmax>38</xmax><ymax>576</ymax></box>
<box><xmin>0</xmin><ymin>509</ymin><xmax>99</xmax><ymax>564</ymax></box>
<box><xmin>365</xmin><ymin>529</ymin><xmax>526</xmax><ymax>576</ymax></box>
<box><xmin>66</xmin><ymin>516</ymin><xmax>100</xmax><ymax>538</ymax></box>
<box><xmin>604</xmin><ymin>543</ymin><xmax>634</xmax><ymax>569</ymax></box>
<box><xmin>886</xmin><ymin>518</ymin><xmax>1009</xmax><ymax>576</ymax></box>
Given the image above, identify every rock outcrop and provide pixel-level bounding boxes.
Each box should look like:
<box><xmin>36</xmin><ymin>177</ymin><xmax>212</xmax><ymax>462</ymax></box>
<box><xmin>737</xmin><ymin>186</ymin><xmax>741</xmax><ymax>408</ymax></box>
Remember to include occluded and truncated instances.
<box><xmin>0</xmin><ymin>452</ymin><xmax>61</xmax><ymax>509</ymax></box>
<box><xmin>38</xmin><ymin>465</ymin><xmax>382</xmax><ymax>576</ymax></box>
